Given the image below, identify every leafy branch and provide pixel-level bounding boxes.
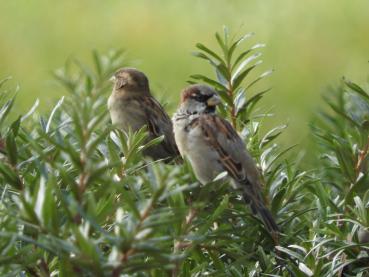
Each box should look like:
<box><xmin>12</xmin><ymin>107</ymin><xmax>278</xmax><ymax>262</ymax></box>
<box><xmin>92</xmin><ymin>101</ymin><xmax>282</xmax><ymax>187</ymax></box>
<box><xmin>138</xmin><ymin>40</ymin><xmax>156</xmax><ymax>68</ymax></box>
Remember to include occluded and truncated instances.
<box><xmin>191</xmin><ymin>27</ymin><xmax>272</xmax><ymax>130</ymax></box>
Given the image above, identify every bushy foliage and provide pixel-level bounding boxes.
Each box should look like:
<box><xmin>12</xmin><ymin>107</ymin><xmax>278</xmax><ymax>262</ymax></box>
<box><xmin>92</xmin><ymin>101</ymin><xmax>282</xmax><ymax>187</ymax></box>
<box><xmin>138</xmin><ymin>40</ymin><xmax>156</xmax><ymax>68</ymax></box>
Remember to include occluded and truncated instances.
<box><xmin>0</xmin><ymin>29</ymin><xmax>368</xmax><ymax>276</ymax></box>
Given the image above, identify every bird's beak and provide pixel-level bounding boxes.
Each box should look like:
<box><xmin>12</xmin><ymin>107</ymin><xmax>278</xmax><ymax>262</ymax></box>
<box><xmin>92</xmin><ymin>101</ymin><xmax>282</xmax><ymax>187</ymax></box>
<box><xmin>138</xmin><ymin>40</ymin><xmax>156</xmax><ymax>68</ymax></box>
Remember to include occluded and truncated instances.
<box><xmin>109</xmin><ymin>75</ymin><xmax>116</xmax><ymax>83</ymax></box>
<box><xmin>207</xmin><ymin>94</ymin><xmax>221</xmax><ymax>106</ymax></box>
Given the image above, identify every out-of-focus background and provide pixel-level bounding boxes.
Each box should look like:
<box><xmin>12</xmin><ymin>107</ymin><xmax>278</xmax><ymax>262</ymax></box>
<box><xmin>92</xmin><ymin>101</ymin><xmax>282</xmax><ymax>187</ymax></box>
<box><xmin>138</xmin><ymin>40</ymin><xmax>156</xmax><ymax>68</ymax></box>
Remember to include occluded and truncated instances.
<box><xmin>1</xmin><ymin>0</ymin><xmax>368</xmax><ymax>145</ymax></box>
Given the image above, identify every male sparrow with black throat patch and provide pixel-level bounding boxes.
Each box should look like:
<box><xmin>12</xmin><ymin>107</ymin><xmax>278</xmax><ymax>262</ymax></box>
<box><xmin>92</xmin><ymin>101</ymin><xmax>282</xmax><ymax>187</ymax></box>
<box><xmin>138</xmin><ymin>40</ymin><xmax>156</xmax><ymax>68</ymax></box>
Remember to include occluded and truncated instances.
<box><xmin>173</xmin><ymin>84</ymin><xmax>279</xmax><ymax>233</ymax></box>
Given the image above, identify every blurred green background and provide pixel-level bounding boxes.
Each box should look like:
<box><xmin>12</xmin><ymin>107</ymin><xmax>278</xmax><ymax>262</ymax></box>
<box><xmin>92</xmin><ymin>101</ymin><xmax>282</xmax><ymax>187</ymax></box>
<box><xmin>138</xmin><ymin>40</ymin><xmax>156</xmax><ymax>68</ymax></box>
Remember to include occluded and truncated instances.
<box><xmin>1</xmin><ymin>0</ymin><xmax>368</xmax><ymax>145</ymax></box>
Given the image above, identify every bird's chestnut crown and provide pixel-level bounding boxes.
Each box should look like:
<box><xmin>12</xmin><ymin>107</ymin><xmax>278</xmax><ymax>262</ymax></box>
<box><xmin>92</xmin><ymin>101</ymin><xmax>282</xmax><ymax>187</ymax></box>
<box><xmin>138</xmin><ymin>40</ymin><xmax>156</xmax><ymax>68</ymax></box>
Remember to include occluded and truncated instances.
<box><xmin>111</xmin><ymin>68</ymin><xmax>149</xmax><ymax>92</ymax></box>
<box><xmin>180</xmin><ymin>84</ymin><xmax>221</xmax><ymax>114</ymax></box>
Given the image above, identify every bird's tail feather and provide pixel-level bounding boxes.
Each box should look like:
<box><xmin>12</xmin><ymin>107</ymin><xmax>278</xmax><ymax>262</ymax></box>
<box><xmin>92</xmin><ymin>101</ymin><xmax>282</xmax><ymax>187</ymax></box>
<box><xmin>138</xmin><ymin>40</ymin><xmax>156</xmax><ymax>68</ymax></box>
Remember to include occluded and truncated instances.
<box><xmin>242</xmin><ymin>189</ymin><xmax>279</xmax><ymax>233</ymax></box>
<box><xmin>256</xmin><ymin>203</ymin><xmax>279</xmax><ymax>233</ymax></box>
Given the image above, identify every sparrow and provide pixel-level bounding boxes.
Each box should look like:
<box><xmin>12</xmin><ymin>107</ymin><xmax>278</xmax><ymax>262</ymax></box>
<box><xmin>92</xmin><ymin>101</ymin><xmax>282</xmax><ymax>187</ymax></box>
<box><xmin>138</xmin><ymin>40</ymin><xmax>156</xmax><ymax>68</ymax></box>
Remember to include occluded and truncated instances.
<box><xmin>173</xmin><ymin>84</ymin><xmax>279</xmax><ymax>233</ymax></box>
<box><xmin>108</xmin><ymin>68</ymin><xmax>179</xmax><ymax>161</ymax></box>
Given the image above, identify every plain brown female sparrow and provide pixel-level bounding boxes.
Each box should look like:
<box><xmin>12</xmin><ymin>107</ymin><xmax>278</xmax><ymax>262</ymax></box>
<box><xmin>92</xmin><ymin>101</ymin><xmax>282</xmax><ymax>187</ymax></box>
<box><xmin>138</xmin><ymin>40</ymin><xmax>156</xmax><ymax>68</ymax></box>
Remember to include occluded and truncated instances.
<box><xmin>173</xmin><ymin>84</ymin><xmax>278</xmax><ymax>233</ymax></box>
<box><xmin>108</xmin><ymin>68</ymin><xmax>179</xmax><ymax>161</ymax></box>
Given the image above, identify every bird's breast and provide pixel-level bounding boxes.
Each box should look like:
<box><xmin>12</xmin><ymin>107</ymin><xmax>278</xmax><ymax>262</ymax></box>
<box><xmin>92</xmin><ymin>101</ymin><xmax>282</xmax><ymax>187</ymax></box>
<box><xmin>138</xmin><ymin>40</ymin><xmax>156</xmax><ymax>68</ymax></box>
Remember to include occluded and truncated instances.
<box><xmin>108</xmin><ymin>95</ymin><xmax>145</xmax><ymax>132</ymax></box>
<box><xmin>173</xmin><ymin>118</ymin><xmax>223</xmax><ymax>184</ymax></box>
<box><xmin>173</xmin><ymin>118</ymin><xmax>190</xmax><ymax>156</ymax></box>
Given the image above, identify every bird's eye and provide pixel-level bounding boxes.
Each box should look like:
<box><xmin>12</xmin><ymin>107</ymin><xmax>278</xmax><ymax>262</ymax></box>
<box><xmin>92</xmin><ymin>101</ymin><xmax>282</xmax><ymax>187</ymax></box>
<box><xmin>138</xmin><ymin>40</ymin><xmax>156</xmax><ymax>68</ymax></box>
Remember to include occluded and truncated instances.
<box><xmin>192</xmin><ymin>94</ymin><xmax>212</xmax><ymax>102</ymax></box>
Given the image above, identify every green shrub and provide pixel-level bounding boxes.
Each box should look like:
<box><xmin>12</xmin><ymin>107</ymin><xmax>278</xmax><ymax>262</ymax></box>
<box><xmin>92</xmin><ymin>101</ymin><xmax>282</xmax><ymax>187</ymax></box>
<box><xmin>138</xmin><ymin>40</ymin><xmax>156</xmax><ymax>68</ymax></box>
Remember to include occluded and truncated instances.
<box><xmin>0</xmin><ymin>29</ymin><xmax>368</xmax><ymax>276</ymax></box>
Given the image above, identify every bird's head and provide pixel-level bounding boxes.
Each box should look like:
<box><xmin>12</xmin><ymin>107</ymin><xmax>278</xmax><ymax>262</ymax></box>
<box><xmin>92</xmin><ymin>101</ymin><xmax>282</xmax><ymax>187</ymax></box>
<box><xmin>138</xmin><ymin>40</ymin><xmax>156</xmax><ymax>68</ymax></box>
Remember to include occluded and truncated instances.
<box><xmin>110</xmin><ymin>68</ymin><xmax>150</xmax><ymax>93</ymax></box>
<box><xmin>180</xmin><ymin>84</ymin><xmax>221</xmax><ymax>114</ymax></box>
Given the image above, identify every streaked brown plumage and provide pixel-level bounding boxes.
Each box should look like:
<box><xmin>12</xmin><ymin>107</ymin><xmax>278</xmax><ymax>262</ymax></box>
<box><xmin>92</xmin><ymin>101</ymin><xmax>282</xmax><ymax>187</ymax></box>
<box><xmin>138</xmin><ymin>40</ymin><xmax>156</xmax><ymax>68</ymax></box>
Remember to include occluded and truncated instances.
<box><xmin>108</xmin><ymin>68</ymin><xmax>179</xmax><ymax>161</ymax></box>
<box><xmin>173</xmin><ymin>84</ymin><xmax>279</xmax><ymax>233</ymax></box>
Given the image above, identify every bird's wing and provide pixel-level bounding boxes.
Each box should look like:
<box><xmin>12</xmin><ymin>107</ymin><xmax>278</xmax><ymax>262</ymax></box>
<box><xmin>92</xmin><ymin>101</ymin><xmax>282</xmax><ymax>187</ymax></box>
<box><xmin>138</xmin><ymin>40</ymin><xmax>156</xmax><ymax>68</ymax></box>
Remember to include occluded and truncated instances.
<box><xmin>198</xmin><ymin>114</ymin><xmax>260</xmax><ymax>187</ymax></box>
<box><xmin>142</xmin><ymin>96</ymin><xmax>179</xmax><ymax>156</ymax></box>
<box><xmin>198</xmin><ymin>114</ymin><xmax>278</xmax><ymax>233</ymax></box>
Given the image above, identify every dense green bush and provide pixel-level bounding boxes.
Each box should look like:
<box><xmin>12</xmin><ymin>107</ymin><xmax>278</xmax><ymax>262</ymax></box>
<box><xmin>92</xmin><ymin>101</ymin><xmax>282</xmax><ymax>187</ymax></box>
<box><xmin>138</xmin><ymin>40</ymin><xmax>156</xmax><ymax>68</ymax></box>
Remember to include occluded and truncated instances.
<box><xmin>0</xmin><ymin>29</ymin><xmax>368</xmax><ymax>276</ymax></box>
